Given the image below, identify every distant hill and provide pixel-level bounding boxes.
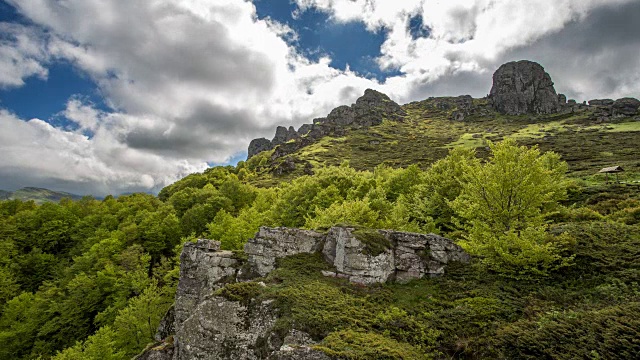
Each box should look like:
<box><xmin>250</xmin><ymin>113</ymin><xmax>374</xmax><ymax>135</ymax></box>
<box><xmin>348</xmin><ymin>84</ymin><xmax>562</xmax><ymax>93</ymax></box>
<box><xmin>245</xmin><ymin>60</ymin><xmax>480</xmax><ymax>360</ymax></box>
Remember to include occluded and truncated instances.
<box><xmin>0</xmin><ymin>187</ymin><xmax>84</xmax><ymax>204</ymax></box>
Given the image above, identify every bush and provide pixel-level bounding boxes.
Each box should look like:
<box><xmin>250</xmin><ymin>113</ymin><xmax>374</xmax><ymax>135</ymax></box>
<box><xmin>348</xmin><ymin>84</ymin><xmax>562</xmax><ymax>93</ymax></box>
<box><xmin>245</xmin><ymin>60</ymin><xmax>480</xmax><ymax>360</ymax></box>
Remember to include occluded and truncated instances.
<box><xmin>316</xmin><ymin>329</ymin><xmax>429</xmax><ymax>360</ymax></box>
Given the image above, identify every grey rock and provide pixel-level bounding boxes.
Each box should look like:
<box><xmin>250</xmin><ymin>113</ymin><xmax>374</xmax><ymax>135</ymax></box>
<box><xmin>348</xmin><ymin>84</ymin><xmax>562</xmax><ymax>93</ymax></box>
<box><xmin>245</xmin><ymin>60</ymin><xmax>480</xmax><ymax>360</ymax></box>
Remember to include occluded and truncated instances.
<box><xmin>558</xmin><ymin>94</ymin><xmax>567</xmax><ymax>105</ymax></box>
<box><xmin>254</xmin><ymin>89</ymin><xmax>406</xmax><ymax>162</ymax></box>
<box><xmin>383</xmin><ymin>230</ymin><xmax>470</xmax><ymax>282</ymax></box>
<box><xmin>139</xmin><ymin>227</ymin><xmax>468</xmax><ymax>360</ymax></box>
<box><xmin>489</xmin><ymin>60</ymin><xmax>559</xmax><ymax>115</ymax></box>
<box><xmin>248</xmin><ymin>138</ymin><xmax>273</xmax><ymax>159</ymax></box>
<box><xmin>612</xmin><ymin>97</ymin><xmax>640</xmax><ymax>116</ymax></box>
<box><xmin>272</xmin><ymin>126</ymin><xmax>299</xmax><ymax>146</ymax></box>
<box><xmin>244</xmin><ymin>227</ymin><xmax>326</xmax><ymax>277</ymax></box>
<box><xmin>589</xmin><ymin>99</ymin><xmax>614</xmax><ymax>106</ymax></box>
<box><xmin>322</xmin><ymin>227</ymin><xmax>469</xmax><ymax>284</ymax></box>
<box><xmin>323</xmin><ymin>227</ymin><xmax>395</xmax><ymax>285</ymax></box>
<box><xmin>173</xmin><ymin>297</ymin><xmax>279</xmax><ymax>360</ymax></box>
<box><xmin>174</xmin><ymin>240</ymin><xmax>241</xmax><ymax>326</ymax></box>
<box><xmin>298</xmin><ymin>123</ymin><xmax>312</xmax><ymax>136</ymax></box>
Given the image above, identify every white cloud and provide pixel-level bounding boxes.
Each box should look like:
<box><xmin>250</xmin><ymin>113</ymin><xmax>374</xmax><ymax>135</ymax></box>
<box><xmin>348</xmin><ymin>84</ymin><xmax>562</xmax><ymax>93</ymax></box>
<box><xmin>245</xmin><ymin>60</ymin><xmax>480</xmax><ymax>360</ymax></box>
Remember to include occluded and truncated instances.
<box><xmin>0</xmin><ymin>23</ymin><xmax>49</xmax><ymax>88</ymax></box>
<box><xmin>0</xmin><ymin>109</ymin><xmax>207</xmax><ymax>196</ymax></box>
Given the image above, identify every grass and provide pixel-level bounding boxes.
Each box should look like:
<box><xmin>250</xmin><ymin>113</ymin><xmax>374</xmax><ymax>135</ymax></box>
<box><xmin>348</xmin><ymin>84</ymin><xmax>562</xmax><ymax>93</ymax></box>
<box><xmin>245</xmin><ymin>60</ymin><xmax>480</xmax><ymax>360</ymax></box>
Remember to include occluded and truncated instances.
<box><xmin>352</xmin><ymin>228</ymin><xmax>392</xmax><ymax>256</ymax></box>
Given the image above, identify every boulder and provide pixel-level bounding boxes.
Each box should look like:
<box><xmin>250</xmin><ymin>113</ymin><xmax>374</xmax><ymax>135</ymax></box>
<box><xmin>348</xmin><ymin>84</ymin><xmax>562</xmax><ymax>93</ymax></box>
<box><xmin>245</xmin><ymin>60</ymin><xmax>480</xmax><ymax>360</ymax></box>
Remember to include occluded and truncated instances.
<box><xmin>323</xmin><ymin>227</ymin><xmax>395</xmax><ymax>285</ymax></box>
<box><xmin>297</xmin><ymin>123</ymin><xmax>312</xmax><ymax>136</ymax></box>
<box><xmin>244</xmin><ymin>227</ymin><xmax>326</xmax><ymax>277</ymax></box>
<box><xmin>174</xmin><ymin>240</ymin><xmax>241</xmax><ymax>326</ymax></box>
<box><xmin>489</xmin><ymin>60</ymin><xmax>559</xmax><ymax>115</ymax></box>
<box><xmin>272</xmin><ymin>126</ymin><xmax>299</xmax><ymax>146</ymax></box>
<box><xmin>612</xmin><ymin>97</ymin><xmax>640</xmax><ymax>116</ymax></box>
<box><xmin>558</xmin><ymin>94</ymin><xmax>567</xmax><ymax>105</ymax></box>
<box><xmin>173</xmin><ymin>297</ymin><xmax>279</xmax><ymax>360</ymax></box>
<box><xmin>248</xmin><ymin>138</ymin><xmax>273</xmax><ymax>159</ymax></box>
<box><xmin>589</xmin><ymin>99</ymin><xmax>614</xmax><ymax>106</ymax></box>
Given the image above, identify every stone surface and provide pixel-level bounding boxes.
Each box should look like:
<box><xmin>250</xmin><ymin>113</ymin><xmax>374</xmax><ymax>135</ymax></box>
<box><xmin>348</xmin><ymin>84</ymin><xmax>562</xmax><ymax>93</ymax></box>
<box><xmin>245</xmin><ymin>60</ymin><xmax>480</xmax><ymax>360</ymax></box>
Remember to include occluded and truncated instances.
<box><xmin>489</xmin><ymin>60</ymin><xmax>559</xmax><ymax>115</ymax></box>
<box><xmin>272</xmin><ymin>157</ymin><xmax>297</xmax><ymax>175</ymax></box>
<box><xmin>322</xmin><ymin>227</ymin><xmax>470</xmax><ymax>284</ymax></box>
<box><xmin>248</xmin><ymin>138</ymin><xmax>274</xmax><ymax>159</ymax></box>
<box><xmin>612</xmin><ymin>97</ymin><xmax>640</xmax><ymax>116</ymax></box>
<box><xmin>272</xmin><ymin>126</ymin><xmax>299</xmax><ymax>146</ymax></box>
<box><xmin>323</xmin><ymin>227</ymin><xmax>395</xmax><ymax>285</ymax></box>
<box><xmin>244</xmin><ymin>227</ymin><xmax>326</xmax><ymax>277</ymax></box>
<box><xmin>174</xmin><ymin>240</ymin><xmax>241</xmax><ymax>326</ymax></box>
<box><xmin>383</xmin><ymin>230</ymin><xmax>471</xmax><ymax>282</ymax></box>
<box><xmin>173</xmin><ymin>297</ymin><xmax>279</xmax><ymax>360</ymax></box>
<box><xmin>589</xmin><ymin>99</ymin><xmax>615</xmax><ymax>106</ymax></box>
<box><xmin>558</xmin><ymin>94</ymin><xmax>567</xmax><ymax>105</ymax></box>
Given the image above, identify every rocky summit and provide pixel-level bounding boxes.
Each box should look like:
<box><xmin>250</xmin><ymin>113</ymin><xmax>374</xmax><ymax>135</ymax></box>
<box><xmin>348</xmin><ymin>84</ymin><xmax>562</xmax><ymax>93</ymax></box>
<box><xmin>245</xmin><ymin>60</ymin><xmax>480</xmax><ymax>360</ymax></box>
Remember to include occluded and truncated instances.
<box><xmin>489</xmin><ymin>60</ymin><xmax>560</xmax><ymax>115</ymax></box>
<box><xmin>247</xmin><ymin>89</ymin><xmax>406</xmax><ymax>159</ymax></box>
<box><xmin>137</xmin><ymin>227</ymin><xmax>468</xmax><ymax>359</ymax></box>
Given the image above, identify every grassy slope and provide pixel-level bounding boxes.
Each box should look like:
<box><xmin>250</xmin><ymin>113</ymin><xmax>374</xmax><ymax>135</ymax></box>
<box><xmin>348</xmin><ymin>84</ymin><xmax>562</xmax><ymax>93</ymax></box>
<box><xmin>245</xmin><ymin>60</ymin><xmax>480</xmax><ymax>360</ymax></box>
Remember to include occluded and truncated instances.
<box><xmin>250</xmin><ymin>98</ymin><xmax>640</xmax><ymax>188</ymax></box>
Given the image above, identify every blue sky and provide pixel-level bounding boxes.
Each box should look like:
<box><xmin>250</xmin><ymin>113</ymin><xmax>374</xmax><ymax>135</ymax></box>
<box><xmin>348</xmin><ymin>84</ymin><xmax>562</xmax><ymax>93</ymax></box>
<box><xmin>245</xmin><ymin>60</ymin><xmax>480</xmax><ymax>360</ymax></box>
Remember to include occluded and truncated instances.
<box><xmin>0</xmin><ymin>0</ymin><xmax>638</xmax><ymax>196</ymax></box>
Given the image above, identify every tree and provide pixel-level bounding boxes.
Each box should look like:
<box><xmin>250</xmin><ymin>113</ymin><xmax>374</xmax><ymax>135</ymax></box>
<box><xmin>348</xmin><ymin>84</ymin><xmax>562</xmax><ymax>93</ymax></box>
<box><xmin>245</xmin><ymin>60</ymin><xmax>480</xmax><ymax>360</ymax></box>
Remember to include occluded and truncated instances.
<box><xmin>451</xmin><ymin>139</ymin><xmax>573</xmax><ymax>278</ymax></box>
<box><xmin>402</xmin><ymin>147</ymin><xmax>474</xmax><ymax>232</ymax></box>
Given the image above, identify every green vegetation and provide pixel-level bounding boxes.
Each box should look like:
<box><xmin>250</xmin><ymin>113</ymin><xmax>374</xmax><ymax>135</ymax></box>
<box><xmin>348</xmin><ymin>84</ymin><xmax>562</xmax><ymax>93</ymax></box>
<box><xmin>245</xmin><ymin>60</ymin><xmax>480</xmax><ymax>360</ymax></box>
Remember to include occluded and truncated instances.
<box><xmin>352</xmin><ymin>228</ymin><xmax>392</xmax><ymax>256</ymax></box>
<box><xmin>0</xmin><ymin>99</ymin><xmax>639</xmax><ymax>359</ymax></box>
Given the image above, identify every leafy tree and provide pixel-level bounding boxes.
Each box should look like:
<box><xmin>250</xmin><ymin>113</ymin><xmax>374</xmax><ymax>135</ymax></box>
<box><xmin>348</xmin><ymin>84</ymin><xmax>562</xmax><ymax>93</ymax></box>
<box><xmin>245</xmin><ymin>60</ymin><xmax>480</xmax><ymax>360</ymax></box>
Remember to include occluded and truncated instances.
<box><xmin>451</xmin><ymin>139</ymin><xmax>573</xmax><ymax>278</ymax></box>
<box><xmin>403</xmin><ymin>147</ymin><xmax>474</xmax><ymax>232</ymax></box>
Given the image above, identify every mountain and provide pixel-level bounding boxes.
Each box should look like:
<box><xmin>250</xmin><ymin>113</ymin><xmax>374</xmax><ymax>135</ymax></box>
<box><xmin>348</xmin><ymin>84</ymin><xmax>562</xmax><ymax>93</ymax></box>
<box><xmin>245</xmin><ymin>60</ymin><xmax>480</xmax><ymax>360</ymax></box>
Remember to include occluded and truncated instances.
<box><xmin>1</xmin><ymin>187</ymin><xmax>84</xmax><ymax>204</ymax></box>
<box><xmin>244</xmin><ymin>60</ymin><xmax>639</xmax><ymax>187</ymax></box>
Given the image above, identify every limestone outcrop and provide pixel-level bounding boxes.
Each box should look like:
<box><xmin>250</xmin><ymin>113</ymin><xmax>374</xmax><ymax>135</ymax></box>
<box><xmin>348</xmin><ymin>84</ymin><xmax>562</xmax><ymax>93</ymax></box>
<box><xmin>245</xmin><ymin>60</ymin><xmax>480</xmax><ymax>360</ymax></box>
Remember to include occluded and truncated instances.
<box><xmin>489</xmin><ymin>60</ymin><xmax>560</xmax><ymax>115</ymax></box>
<box><xmin>138</xmin><ymin>226</ymin><xmax>468</xmax><ymax>359</ymax></box>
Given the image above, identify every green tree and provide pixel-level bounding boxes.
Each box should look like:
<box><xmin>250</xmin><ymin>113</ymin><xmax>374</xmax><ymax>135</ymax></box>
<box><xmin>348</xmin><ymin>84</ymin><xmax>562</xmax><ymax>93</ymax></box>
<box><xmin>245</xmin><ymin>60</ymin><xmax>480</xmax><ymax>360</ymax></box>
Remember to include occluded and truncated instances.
<box><xmin>403</xmin><ymin>147</ymin><xmax>474</xmax><ymax>232</ymax></box>
<box><xmin>451</xmin><ymin>139</ymin><xmax>573</xmax><ymax>278</ymax></box>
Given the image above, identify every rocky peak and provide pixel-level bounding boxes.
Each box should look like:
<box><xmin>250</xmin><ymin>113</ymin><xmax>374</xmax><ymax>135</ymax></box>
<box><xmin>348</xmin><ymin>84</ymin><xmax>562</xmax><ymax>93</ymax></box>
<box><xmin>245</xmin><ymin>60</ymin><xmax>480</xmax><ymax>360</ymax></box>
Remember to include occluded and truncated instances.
<box><xmin>247</xmin><ymin>89</ymin><xmax>406</xmax><ymax>160</ymax></box>
<box><xmin>489</xmin><ymin>60</ymin><xmax>560</xmax><ymax>115</ymax></box>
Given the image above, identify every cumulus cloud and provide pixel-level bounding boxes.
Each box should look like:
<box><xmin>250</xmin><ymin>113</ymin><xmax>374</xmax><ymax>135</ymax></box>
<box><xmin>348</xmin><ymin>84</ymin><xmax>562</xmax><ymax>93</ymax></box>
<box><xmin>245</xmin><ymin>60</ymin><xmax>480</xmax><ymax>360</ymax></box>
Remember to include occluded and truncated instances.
<box><xmin>0</xmin><ymin>109</ymin><xmax>207</xmax><ymax>196</ymax></box>
<box><xmin>1</xmin><ymin>0</ymin><xmax>639</xmax><ymax>195</ymax></box>
<box><xmin>0</xmin><ymin>23</ymin><xmax>50</xmax><ymax>88</ymax></box>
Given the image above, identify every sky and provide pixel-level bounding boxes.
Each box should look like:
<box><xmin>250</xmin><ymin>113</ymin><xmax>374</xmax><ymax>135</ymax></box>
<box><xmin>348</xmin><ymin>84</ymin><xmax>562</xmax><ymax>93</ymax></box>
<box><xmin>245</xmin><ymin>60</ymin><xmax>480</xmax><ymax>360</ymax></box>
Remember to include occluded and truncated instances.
<box><xmin>0</xmin><ymin>0</ymin><xmax>639</xmax><ymax>197</ymax></box>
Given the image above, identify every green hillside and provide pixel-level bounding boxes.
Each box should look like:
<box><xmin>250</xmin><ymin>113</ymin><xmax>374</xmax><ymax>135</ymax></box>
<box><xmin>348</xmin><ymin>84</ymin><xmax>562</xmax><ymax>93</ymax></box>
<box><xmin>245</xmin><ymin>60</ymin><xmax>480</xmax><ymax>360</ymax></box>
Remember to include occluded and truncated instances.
<box><xmin>6</xmin><ymin>187</ymin><xmax>84</xmax><ymax>204</ymax></box>
<box><xmin>1</xmin><ymin>83</ymin><xmax>639</xmax><ymax>359</ymax></box>
<box><xmin>246</xmin><ymin>97</ymin><xmax>640</xmax><ymax>188</ymax></box>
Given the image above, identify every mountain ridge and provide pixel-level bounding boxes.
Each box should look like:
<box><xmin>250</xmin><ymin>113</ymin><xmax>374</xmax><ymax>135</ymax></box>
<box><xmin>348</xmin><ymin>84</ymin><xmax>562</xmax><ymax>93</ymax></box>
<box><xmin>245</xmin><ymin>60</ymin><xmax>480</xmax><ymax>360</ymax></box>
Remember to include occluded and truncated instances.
<box><xmin>0</xmin><ymin>187</ymin><xmax>83</xmax><ymax>204</ymax></box>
